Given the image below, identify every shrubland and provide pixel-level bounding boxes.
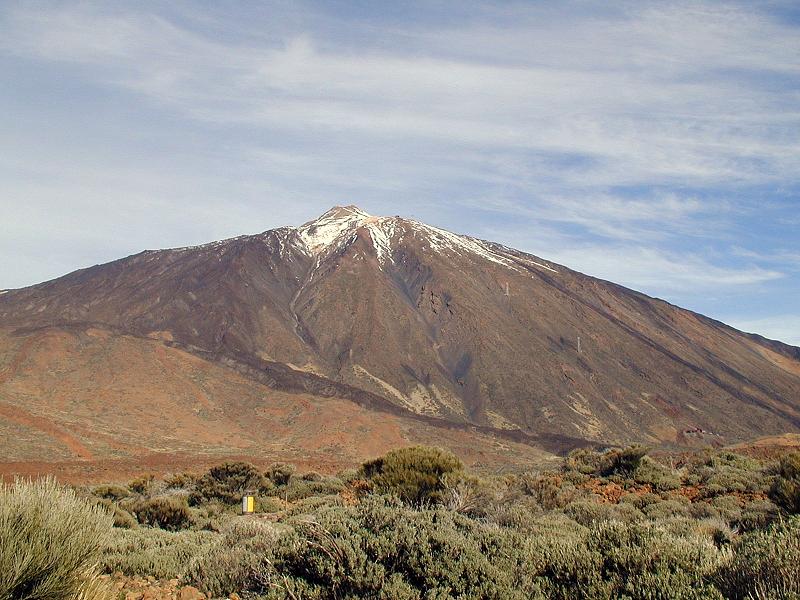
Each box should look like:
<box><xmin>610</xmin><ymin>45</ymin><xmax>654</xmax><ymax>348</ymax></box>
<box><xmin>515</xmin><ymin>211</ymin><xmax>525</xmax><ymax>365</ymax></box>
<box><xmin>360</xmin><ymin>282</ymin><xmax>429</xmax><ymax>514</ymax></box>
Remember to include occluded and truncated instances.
<box><xmin>5</xmin><ymin>447</ymin><xmax>800</xmax><ymax>599</ymax></box>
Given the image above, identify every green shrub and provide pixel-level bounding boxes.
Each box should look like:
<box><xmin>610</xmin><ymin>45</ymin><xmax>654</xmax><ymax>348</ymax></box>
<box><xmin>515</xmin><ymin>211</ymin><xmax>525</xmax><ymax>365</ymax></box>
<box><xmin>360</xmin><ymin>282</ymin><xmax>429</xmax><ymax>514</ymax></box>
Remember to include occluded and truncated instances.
<box><xmin>489</xmin><ymin>500</ymin><xmax>543</xmax><ymax>531</ymax></box>
<box><xmin>715</xmin><ymin>516</ymin><xmax>800</xmax><ymax>599</ymax></box>
<box><xmin>709</xmin><ymin>495</ymin><xmax>743</xmax><ymax>525</ymax></box>
<box><xmin>633</xmin><ymin>457</ymin><xmax>682</xmax><ymax>491</ymax></box>
<box><xmin>91</xmin><ymin>484</ymin><xmax>130</xmax><ymax>501</ymax></box>
<box><xmin>513</xmin><ymin>473</ymin><xmax>580</xmax><ymax>510</ymax></box>
<box><xmin>360</xmin><ymin>445</ymin><xmax>463</xmax><ymax>505</ymax></box>
<box><xmin>337</xmin><ymin>468</ymin><xmax>361</xmax><ymax>485</ymax></box>
<box><xmin>0</xmin><ymin>477</ymin><xmax>113</xmax><ymax>600</ymax></box>
<box><xmin>692</xmin><ymin>452</ymin><xmax>767</xmax><ymax>499</ymax></box>
<box><xmin>607</xmin><ymin>445</ymin><xmax>650</xmax><ymax>477</ymax></box>
<box><xmin>95</xmin><ymin>497</ymin><xmax>137</xmax><ymax>529</ymax></box>
<box><xmin>564</xmin><ymin>445</ymin><xmax>650</xmax><ymax>479</ymax></box>
<box><xmin>643</xmin><ymin>499</ymin><xmax>690</xmax><ymax>520</ymax></box>
<box><xmin>619</xmin><ymin>491</ymin><xmax>662</xmax><ymax>510</ymax></box>
<box><xmin>128</xmin><ymin>473</ymin><xmax>155</xmax><ymax>495</ymax></box>
<box><xmin>267</xmin><ymin>476</ymin><xmax>345</xmax><ymax>502</ymax></box>
<box><xmin>266</xmin><ymin>463</ymin><xmax>296</xmax><ymax>486</ymax></box>
<box><xmin>130</xmin><ymin>496</ymin><xmax>191</xmax><ymax>531</ymax></box>
<box><xmin>280</xmin><ymin>493</ymin><xmax>345</xmax><ymax>518</ymax></box>
<box><xmin>247</xmin><ymin>496</ymin><xmax>522</xmax><ymax>599</ymax></box>
<box><xmin>192</xmin><ymin>461</ymin><xmax>271</xmax><ymax>505</ymax></box>
<box><xmin>694</xmin><ymin>517</ymin><xmax>735</xmax><ymax>547</ymax></box>
<box><xmin>164</xmin><ymin>471</ymin><xmax>199</xmax><ymax>490</ymax></box>
<box><xmin>688</xmin><ymin>502</ymin><xmax>720</xmax><ymax>521</ymax></box>
<box><xmin>258</xmin><ymin>496</ymin><xmax>285</xmax><ymax>513</ymax></box>
<box><xmin>187</xmin><ymin>500</ymin><xmax>233</xmax><ymax>531</ymax></box>
<box><xmin>583</xmin><ymin>520</ymin><xmax>725</xmax><ymax>599</ymax></box>
<box><xmin>769</xmin><ymin>452</ymin><xmax>800</xmax><ymax>514</ymax></box>
<box><xmin>564</xmin><ymin>499</ymin><xmax>643</xmax><ymax>526</ymax></box>
<box><xmin>737</xmin><ymin>499</ymin><xmax>780</xmax><ymax>532</ymax></box>
<box><xmin>101</xmin><ymin>527</ymin><xmax>218</xmax><ymax>578</ymax></box>
<box><xmin>185</xmin><ymin>519</ymin><xmax>285</xmax><ymax>597</ymax></box>
<box><xmin>565</xmin><ymin>448</ymin><xmax>611</xmax><ymax>475</ymax></box>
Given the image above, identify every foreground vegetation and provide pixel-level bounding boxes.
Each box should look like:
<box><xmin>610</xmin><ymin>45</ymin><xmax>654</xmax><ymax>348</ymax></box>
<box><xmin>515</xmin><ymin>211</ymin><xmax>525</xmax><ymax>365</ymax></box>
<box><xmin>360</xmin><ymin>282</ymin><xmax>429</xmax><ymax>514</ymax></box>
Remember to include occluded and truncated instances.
<box><xmin>3</xmin><ymin>446</ymin><xmax>800</xmax><ymax>599</ymax></box>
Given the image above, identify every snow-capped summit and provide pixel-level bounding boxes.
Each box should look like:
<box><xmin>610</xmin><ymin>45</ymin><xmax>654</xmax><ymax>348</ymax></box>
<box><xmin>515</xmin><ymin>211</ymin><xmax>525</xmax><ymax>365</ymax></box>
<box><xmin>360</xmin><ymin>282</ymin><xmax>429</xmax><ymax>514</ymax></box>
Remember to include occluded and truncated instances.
<box><xmin>297</xmin><ymin>205</ymin><xmax>373</xmax><ymax>255</ymax></box>
<box><xmin>293</xmin><ymin>205</ymin><xmax>557</xmax><ymax>273</ymax></box>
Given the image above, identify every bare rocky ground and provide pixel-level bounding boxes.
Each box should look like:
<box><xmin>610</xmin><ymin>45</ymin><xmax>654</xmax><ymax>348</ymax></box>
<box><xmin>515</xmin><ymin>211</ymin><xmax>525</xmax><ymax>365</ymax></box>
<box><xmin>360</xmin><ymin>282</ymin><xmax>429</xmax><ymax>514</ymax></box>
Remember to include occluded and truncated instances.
<box><xmin>102</xmin><ymin>573</ymin><xmax>211</xmax><ymax>600</ymax></box>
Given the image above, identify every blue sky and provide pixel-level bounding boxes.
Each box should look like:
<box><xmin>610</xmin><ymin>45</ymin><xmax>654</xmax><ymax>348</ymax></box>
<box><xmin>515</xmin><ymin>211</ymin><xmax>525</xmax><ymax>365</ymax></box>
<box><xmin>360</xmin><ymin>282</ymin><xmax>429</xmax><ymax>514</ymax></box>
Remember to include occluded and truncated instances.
<box><xmin>1</xmin><ymin>1</ymin><xmax>798</xmax><ymax>345</ymax></box>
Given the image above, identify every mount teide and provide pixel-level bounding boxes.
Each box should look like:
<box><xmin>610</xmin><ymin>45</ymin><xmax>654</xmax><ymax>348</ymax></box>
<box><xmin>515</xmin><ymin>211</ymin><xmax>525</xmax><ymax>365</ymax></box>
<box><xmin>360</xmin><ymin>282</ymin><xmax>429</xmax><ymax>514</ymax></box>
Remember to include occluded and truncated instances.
<box><xmin>1</xmin><ymin>206</ymin><xmax>799</xmax><ymax>475</ymax></box>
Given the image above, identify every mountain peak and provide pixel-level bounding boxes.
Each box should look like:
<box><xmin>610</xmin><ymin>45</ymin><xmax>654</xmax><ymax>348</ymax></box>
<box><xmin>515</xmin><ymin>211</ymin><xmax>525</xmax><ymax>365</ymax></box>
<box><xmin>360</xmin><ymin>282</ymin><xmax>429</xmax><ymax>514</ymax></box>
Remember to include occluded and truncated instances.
<box><xmin>310</xmin><ymin>205</ymin><xmax>372</xmax><ymax>223</ymax></box>
<box><xmin>297</xmin><ymin>205</ymin><xmax>375</xmax><ymax>255</ymax></box>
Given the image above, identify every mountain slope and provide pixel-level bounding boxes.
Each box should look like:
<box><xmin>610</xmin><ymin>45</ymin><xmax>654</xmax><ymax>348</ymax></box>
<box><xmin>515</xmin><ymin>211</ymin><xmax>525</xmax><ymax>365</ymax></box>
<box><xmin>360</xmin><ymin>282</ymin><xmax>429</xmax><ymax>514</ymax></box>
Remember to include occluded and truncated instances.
<box><xmin>1</xmin><ymin>205</ymin><xmax>799</xmax><ymax>468</ymax></box>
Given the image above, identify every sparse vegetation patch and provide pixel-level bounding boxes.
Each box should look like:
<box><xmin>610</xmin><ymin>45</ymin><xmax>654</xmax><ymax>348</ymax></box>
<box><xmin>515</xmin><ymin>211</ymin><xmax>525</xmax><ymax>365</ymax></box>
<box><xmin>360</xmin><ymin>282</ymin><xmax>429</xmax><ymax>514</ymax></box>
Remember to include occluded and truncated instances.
<box><xmin>9</xmin><ymin>445</ymin><xmax>800</xmax><ymax>599</ymax></box>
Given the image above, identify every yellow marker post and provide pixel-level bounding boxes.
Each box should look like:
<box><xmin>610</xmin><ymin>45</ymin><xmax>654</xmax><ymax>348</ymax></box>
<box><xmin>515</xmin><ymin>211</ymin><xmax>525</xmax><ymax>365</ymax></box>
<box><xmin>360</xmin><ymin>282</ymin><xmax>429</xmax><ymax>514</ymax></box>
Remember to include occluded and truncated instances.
<box><xmin>242</xmin><ymin>494</ymin><xmax>255</xmax><ymax>514</ymax></box>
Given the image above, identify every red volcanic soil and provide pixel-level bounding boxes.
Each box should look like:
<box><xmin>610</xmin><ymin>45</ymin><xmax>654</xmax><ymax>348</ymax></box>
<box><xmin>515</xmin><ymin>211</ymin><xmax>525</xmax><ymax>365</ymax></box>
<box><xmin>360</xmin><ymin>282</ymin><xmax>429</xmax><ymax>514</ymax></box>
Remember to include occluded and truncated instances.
<box><xmin>0</xmin><ymin>326</ymin><xmax>554</xmax><ymax>484</ymax></box>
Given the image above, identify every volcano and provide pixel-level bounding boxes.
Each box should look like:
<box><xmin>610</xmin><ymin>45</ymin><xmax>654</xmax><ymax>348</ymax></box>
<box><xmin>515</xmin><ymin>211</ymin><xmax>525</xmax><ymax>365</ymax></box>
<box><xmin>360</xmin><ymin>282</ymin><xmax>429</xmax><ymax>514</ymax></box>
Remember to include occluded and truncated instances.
<box><xmin>1</xmin><ymin>205</ymin><xmax>798</xmax><ymax>478</ymax></box>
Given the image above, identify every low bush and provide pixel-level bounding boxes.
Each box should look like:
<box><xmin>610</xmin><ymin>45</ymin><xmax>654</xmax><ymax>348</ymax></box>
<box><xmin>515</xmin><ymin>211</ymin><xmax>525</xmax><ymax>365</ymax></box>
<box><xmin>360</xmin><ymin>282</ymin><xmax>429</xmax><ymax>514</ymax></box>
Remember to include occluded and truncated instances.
<box><xmin>709</xmin><ymin>495</ymin><xmax>743</xmax><ymax>525</ymax></box>
<box><xmin>565</xmin><ymin>445</ymin><xmax>651</xmax><ymax>480</ymax></box>
<box><xmin>633</xmin><ymin>456</ymin><xmax>682</xmax><ymax>491</ymax></box>
<box><xmin>715</xmin><ymin>516</ymin><xmax>800</xmax><ymax>599</ymax></box>
<box><xmin>257</xmin><ymin>496</ymin><xmax>285</xmax><ymax>513</ymax></box>
<box><xmin>266</xmin><ymin>463</ymin><xmax>296</xmax><ymax>487</ymax></box>
<box><xmin>769</xmin><ymin>452</ymin><xmax>800</xmax><ymax>514</ymax></box>
<box><xmin>95</xmin><ymin>497</ymin><xmax>138</xmax><ymax>529</ymax></box>
<box><xmin>694</xmin><ymin>517</ymin><xmax>735</xmax><ymax>547</ymax></box>
<box><xmin>564</xmin><ymin>499</ymin><xmax>643</xmax><ymax>526</ymax></box>
<box><xmin>360</xmin><ymin>445</ymin><xmax>463</xmax><ymax>505</ymax></box>
<box><xmin>737</xmin><ymin>499</ymin><xmax>779</xmax><ymax>531</ymax></box>
<box><xmin>129</xmin><ymin>496</ymin><xmax>191</xmax><ymax>531</ymax></box>
<box><xmin>240</xmin><ymin>496</ymin><xmax>523</xmax><ymax>599</ymax></box>
<box><xmin>643</xmin><ymin>499</ymin><xmax>691</xmax><ymax>520</ymax></box>
<box><xmin>128</xmin><ymin>473</ymin><xmax>156</xmax><ymax>495</ymax></box>
<box><xmin>185</xmin><ymin>519</ymin><xmax>285</xmax><ymax>597</ymax></box>
<box><xmin>0</xmin><ymin>477</ymin><xmax>113</xmax><ymax>600</ymax></box>
<box><xmin>513</xmin><ymin>473</ymin><xmax>580</xmax><ymax>510</ymax></box>
<box><xmin>619</xmin><ymin>491</ymin><xmax>662</xmax><ymax>510</ymax></box>
<box><xmin>91</xmin><ymin>484</ymin><xmax>130</xmax><ymax>501</ymax></box>
<box><xmin>187</xmin><ymin>500</ymin><xmax>232</xmax><ymax>531</ymax></box>
<box><xmin>164</xmin><ymin>471</ymin><xmax>199</xmax><ymax>490</ymax></box>
<box><xmin>692</xmin><ymin>452</ymin><xmax>767</xmax><ymax>499</ymax></box>
<box><xmin>267</xmin><ymin>476</ymin><xmax>345</xmax><ymax>502</ymax></box>
<box><xmin>101</xmin><ymin>528</ymin><xmax>218</xmax><ymax>579</ymax></box>
<box><xmin>582</xmin><ymin>520</ymin><xmax>726</xmax><ymax>599</ymax></box>
<box><xmin>191</xmin><ymin>461</ymin><xmax>272</xmax><ymax>505</ymax></box>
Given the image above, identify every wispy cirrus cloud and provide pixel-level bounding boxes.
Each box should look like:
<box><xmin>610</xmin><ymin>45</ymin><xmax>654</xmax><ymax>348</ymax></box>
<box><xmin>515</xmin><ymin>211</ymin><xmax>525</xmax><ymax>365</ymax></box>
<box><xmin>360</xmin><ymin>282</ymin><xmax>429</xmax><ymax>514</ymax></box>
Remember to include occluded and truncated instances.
<box><xmin>0</xmin><ymin>1</ymin><xmax>798</xmax><ymax>343</ymax></box>
<box><xmin>2</xmin><ymin>2</ymin><xmax>797</xmax><ymax>188</ymax></box>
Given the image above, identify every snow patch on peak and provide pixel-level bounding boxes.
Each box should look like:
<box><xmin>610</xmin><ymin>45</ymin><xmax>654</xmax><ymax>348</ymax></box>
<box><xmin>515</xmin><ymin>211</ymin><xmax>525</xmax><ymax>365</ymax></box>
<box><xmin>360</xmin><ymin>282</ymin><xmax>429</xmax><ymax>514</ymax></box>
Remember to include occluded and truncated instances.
<box><xmin>170</xmin><ymin>235</ymin><xmax>250</xmax><ymax>253</ymax></box>
<box><xmin>292</xmin><ymin>206</ymin><xmax>556</xmax><ymax>275</ymax></box>
<box><xmin>262</xmin><ymin>227</ymin><xmax>308</xmax><ymax>259</ymax></box>
<box><xmin>364</xmin><ymin>218</ymin><xmax>396</xmax><ymax>265</ymax></box>
<box><xmin>297</xmin><ymin>205</ymin><xmax>372</xmax><ymax>255</ymax></box>
<box><xmin>409</xmin><ymin>221</ymin><xmax>520</xmax><ymax>270</ymax></box>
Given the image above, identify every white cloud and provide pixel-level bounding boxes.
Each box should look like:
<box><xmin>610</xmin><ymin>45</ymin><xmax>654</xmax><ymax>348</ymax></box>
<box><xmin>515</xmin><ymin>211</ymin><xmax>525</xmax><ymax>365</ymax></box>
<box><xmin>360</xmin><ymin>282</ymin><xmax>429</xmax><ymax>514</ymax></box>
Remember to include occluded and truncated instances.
<box><xmin>1</xmin><ymin>1</ymin><xmax>798</xmax><ymax>190</ymax></box>
<box><xmin>529</xmin><ymin>244</ymin><xmax>783</xmax><ymax>294</ymax></box>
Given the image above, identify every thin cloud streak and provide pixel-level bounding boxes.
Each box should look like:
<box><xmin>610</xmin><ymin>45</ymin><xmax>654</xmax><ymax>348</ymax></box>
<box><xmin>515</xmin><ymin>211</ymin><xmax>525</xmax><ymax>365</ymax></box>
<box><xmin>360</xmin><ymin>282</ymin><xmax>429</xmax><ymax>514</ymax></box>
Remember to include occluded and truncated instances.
<box><xmin>2</xmin><ymin>2</ymin><xmax>798</xmax><ymax>188</ymax></box>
